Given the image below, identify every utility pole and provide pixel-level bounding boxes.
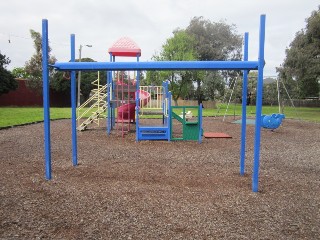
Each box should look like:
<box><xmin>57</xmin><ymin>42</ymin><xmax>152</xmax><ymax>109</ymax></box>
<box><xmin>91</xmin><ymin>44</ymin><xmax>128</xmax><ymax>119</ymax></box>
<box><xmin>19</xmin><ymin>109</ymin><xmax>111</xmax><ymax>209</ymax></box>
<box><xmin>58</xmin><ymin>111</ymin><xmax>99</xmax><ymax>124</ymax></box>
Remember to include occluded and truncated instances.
<box><xmin>77</xmin><ymin>44</ymin><xmax>92</xmax><ymax>107</ymax></box>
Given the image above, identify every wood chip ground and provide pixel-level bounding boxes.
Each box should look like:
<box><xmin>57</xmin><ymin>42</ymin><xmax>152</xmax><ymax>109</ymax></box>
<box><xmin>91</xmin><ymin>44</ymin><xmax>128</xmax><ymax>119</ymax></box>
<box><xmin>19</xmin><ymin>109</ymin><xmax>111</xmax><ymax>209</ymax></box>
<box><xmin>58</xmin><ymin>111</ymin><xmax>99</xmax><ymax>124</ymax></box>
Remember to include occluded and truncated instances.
<box><xmin>0</xmin><ymin>117</ymin><xmax>319</xmax><ymax>239</ymax></box>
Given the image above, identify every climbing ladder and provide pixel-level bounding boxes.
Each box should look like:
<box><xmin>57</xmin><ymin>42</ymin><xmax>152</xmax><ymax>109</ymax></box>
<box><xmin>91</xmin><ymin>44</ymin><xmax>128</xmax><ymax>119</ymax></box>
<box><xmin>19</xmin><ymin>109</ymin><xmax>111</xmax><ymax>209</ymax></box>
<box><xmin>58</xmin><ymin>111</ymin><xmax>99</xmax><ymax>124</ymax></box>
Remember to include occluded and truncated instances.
<box><xmin>113</xmin><ymin>71</ymin><xmax>136</xmax><ymax>137</ymax></box>
<box><xmin>77</xmin><ymin>74</ymin><xmax>107</xmax><ymax>131</ymax></box>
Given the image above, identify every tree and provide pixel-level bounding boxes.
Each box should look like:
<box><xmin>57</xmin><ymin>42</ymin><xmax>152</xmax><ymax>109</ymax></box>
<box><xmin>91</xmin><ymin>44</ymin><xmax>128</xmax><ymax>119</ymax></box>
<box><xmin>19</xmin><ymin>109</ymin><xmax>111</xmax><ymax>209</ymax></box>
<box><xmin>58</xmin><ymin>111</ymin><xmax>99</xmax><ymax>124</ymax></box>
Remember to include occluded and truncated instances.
<box><xmin>77</xmin><ymin>58</ymin><xmax>106</xmax><ymax>101</ymax></box>
<box><xmin>277</xmin><ymin>6</ymin><xmax>320</xmax><ymax>98</ymax></box>
<box><xmin>186</xmin><ymin>17</ymin><xmax>243</xmax><ymax>103</ymax></box>
<box><xmin>144</xmin><ymin>70</ymin><xmax>163</xmax><ymax>86</ymax></box>
<box><xmin>24</xmin><ymin>29</ymin><xmax>57</xmax><ymax>93</ymax></box>
<box><xmin>0</xmin><ymin>52</ymin><xmax>17</xmax><ymax>96</ymax></box>
<box><xmin>11</xmin><ymin>67</ymin><xmax>30</xmax><ymax>79</ymax></box>
<box><xmin>149</xmin><ymin>29</ymin><xmax>197</xmax><ymax>105</ymax></box>
<box><xmin>50</xmin><ymin>57</ymin><xmax>104</xmax><ymax>102</ymax></box>
<box><xmin>50</xmin><ymin>70</ymin><xmax>71</xmax><ymax>94</ymax></box>
<box><xmin>263</xmin><ymin>81</ymin><xmax>278</xmax><ymax>106</ymax></box>
<box><xmin>202</xmin><ymin>71</ymin><xmax>225</xmax><ymax>100</ymax></box>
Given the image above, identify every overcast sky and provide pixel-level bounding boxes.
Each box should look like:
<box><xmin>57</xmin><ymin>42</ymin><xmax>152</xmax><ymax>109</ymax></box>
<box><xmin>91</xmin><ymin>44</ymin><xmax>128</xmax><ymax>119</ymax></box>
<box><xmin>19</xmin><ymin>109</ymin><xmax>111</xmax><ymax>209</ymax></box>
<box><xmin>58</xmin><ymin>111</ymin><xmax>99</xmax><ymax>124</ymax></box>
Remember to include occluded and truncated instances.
<box><xmin>1</xmin><ymin>0</ymin><xmax>319</xmax><ymax>76</ymax></box>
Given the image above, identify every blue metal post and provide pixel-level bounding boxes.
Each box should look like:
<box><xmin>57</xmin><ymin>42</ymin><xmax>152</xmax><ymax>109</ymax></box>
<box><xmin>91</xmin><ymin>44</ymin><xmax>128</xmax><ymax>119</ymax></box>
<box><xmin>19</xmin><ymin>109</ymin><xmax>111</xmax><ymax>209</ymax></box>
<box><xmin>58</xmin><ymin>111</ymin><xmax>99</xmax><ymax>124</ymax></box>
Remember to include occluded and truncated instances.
<box><xmin>112</xmin><ymin>56</ymin><xmax>116</xmax><ymax>128</ymax></box>
<box><xmin>70</xmin><ymin>34</ymin><xmax>77</xmax><ymax>166</ymax></box>
<box><xmin>162</xmin><ymin>81</ymin><xmax>168</xmax><ymax>125</ymax></box>
<box><xmin>168</xmin><ymin>91</ymin><xmax>172</xmax><ymax>141</ymax></box>
<box><xmin>165</xmin><ymin>81</ymin><xmax>169</xmax><ymax>124</ymax></box>
<box><xmin>42</xmin><ymin>19</ymin><xmax>51</xmax><ymax>180</ymax></box>
<box><xmin>253</xmin><ymin>15</ymin><xmax>266</xmax><ymax>192</ymax></box>
<box><xmin>162</xmin><ymin>81</ymin><xmax>165</xmax><ymax>124</ymax></box>
<box><xmin>136</xmin><ymin>54</ymin><xmax>140</xmax><ymax>142</ymax></box>
<box><xmin>198</xmin><ymin>104</ymin><xmax>203</xmax><ymax>144</ymax></box>
<box><xmin>240</xmin><ymin>32</ymin><xmax>249</xmax><ymax>175</ymax></box>
<box><xmin>107</xmin><ymin>53</ymin><xmax>112</xmax><ymax>134</ymax></box>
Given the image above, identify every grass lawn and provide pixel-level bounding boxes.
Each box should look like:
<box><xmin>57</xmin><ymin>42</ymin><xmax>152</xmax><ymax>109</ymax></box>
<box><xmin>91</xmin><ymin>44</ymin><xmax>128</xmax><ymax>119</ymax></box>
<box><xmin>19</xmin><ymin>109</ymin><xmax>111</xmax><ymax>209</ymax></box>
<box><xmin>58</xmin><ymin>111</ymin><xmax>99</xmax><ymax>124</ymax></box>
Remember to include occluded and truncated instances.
<box><xmin>212</xmin><ymin>103</ymin><xmax>320</xmax><ymax>122</ymax></box>
<box><xmin>1</xmin><ymin>105</ymin><xmax>319</xmax><ymax>128</ymax></box>
<box><xmin>0</xmin><ymin>108</ymin><xmax>71</xmax><ymax>128</ymax></box>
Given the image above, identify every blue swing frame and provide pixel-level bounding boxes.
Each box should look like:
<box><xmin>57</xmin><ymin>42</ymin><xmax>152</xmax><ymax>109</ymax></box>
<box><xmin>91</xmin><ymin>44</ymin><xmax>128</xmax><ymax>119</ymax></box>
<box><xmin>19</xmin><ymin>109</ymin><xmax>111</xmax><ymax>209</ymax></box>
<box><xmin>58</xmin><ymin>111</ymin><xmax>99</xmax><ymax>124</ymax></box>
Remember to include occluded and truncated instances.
<box><xmin>41</xmin><ymin>15</ymin><xmax>266</xmax><ymax>192</ymax></box>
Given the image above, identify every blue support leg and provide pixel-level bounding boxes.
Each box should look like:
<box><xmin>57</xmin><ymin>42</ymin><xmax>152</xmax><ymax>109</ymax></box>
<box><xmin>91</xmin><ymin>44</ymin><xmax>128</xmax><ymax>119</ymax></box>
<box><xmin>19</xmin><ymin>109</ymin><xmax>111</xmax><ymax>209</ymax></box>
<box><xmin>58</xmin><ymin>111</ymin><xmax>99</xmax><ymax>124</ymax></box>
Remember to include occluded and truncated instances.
<box><xmin>136</xmin><ymin>55</ymin><xmax>140</xmax><ymax>142</ymax></box>
<box><xmin>168</xmin><ymin>91</ymin><xmax>172</xmax><ymax>141</ymax></box>
<box><xmin>70</xmin><ymin>34</ymin><xmax>78</xmax><ymax>166</ymax></box>
<box><xmin>42</xmin><ymin>19</ymin><xmax>51</xmax><ymax>180</ymax></box>
<box><xmin>198</xmin><ymin>104</ymin><xmax>203</xmax><ymax>144</ymax></box>
<box><xmin>240</xmin><ymin>32</ymin><xmax>249</xmax><ymax>175</ymax></box>
<box><xmin>107</xmin><ymin>53</ymin><xmax>112</xmax><ymax>135</ymax></box>
<box><xmin>253</xmin><ymin>15</ymin><xmax>266</xmax><ymax>192</ymax></box>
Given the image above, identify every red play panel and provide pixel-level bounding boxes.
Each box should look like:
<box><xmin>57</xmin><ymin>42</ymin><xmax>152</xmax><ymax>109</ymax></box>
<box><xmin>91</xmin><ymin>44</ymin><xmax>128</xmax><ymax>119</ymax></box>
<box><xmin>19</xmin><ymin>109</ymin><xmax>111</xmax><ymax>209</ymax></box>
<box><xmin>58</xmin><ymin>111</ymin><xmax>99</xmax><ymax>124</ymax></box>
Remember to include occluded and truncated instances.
<box><xmin>203</xmin><ymin>132</ymin><xmax>232</xmax><ymax>138</ymax></box>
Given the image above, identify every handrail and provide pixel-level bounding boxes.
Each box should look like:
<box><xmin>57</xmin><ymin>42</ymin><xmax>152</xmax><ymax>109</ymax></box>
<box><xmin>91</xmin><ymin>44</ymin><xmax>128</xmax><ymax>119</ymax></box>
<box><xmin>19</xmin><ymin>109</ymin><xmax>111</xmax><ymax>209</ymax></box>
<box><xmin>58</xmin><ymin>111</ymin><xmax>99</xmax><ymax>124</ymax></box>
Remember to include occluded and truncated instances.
<box><xmin>77</xmin><ymin>92</ymin><xmax>107</xmax><ymax>120</ymax></box>
<box><xmin>78</xmin><ymin>84</ymin><xmax>107</xmax><ymax>110</ymax></box>
<box><xmin>139</xmin><ymin>86</ymin><xmax>164</xmax><ymax>116</ymax></box>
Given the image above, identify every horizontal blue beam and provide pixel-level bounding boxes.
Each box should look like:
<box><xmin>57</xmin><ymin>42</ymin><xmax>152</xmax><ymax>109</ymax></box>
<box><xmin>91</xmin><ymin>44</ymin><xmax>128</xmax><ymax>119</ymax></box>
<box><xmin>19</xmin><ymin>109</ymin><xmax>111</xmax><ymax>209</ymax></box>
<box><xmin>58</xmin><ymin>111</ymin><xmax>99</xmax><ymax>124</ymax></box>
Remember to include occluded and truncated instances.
<box><xmin>53</xmin><ymin>61</ymin><xmax>259</xmax><ymax>71</ymax></box>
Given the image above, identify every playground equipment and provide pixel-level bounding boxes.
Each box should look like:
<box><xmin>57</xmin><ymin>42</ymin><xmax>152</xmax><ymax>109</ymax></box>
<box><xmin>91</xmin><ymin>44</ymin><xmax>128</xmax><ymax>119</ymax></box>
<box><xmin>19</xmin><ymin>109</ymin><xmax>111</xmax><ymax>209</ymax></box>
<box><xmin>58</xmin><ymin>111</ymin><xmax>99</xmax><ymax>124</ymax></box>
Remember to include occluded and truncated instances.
<box><xmin>77</xmin><ymin>72</ymin><xmax>107</xmax><ymax>131</ymax></box>
<box><xmin>106</xmin><ymin>37</ymin><xmax>174</xmax><ymax>139</ymax></box>
<box><xmin>41</xmin><ymin>15</ymin><xmax>266</xmax><ymax>192</ymax></box>
<box><xmin>261</xmin><ymin>114</ymin><xmax>285</xmax><ymax>130</ymax></box>
<box><xmin>136</xmin><ymin>81</ymin><xmax>173</xmax><ymax>141</ymax></box>
<box><xmin>81</xmin><ymin>37</ymin><xmax>199</xmax><ymax>141</ymax></box>
<box><xmin>179</xmin><ymin>110</ymin><xmax>193</xmax><ymax>120</ymax></box>
<box><xmin>139</xmin><ymin>85</ymin><xmax>166</xmax><ymax>117</ymax></box>
<box><xmin>233</xmin><ymin>114</ymin><xmax>285</xmax><ymax>130</ymax></box>
<box><xmin>107</xmin><ymin>37</ymin><xmax>142</xmax><ymax>136</ymax></box>
<box><xmin>171</xmin><ymin>106</ymin><xmax>202</xmax><ymax>141</ymax></box>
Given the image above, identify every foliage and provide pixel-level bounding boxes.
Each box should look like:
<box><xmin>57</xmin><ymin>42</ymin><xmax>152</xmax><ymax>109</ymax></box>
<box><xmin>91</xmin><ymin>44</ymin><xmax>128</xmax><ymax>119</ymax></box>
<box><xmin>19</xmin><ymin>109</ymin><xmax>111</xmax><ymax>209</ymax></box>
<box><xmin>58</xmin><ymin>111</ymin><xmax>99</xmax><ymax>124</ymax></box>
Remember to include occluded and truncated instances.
<box><xmin>50</xmin><ymin>70</ymin><xmax>71</xmax><ymax>94</ymax></box>
<box><xmin>24</xmin><ymin>29</ymin><xmax>57</xmax><ymax>93</ymax></box>
<box><xmin>263</xmin><ymin>82</ymin><xmax>278</xmax><ymax>105</ymax></box>
<box><xmin>0</xmin><ymin>52</ymin><xmax>11</xmax><ymax>68</ymax></box>
<box><xmin>149</xmin><ymin>29</ymin><xmax>197</xmax><ymax>105</ymax></box>
<box><xmin>49</xmin><ymin>58</ymin><xmax>105</xmax><ymax>101</ymax></box>
<box><xmin>144</xmin><ymin>71</ymin><xmax>164</xmax><ymax>86</ymax></box>
<box><xmin>277</xmin><ymin>6</ymin><xmax>320</xmax><ymax>98</ymax></box>
<box><xmin>78</xmin><ymin>58</ymin><xmax>106</xmax><ymax>101</ymax></box>
<box><xmin>0</xmin><ymin>52</ymin><xmax>17</xmax><ymax>96</ymax></box>
<box><xmin>186</xmin><ymin>17</ymin><xmax>243</xmax><ymax>61</ymax></box>
<box><xmin>217</xmin><ymin>71</ymin><xmax>260</xmax><ymax>106</ymax></box>
<box><xmin>148</xmin><ymin>17</ymin><xmax>243</xmax><ymax>104</ymax></box>
<box><xmin>202</xmin><ymin>71</ymin><xmax>225</xmax><ymax>100</ymax></box>
<box><xmin>186</xmin><ymin>16</ymin><xmax>243</xmax><ymax>103</ymax></box>
<box><xmin>11</xmin><ymin>67</ymin><xmax>30</xmax><ymax>79</ymax></box>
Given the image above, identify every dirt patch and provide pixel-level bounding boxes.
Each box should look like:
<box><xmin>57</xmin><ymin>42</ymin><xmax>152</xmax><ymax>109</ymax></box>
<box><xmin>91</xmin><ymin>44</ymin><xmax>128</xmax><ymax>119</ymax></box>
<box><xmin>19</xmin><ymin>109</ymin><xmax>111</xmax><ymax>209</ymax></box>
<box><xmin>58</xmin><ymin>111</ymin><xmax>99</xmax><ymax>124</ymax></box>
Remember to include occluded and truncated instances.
<box><xmin>0</xmin><ymin>117</ymin><xmax>319</xmax><ymax>239</ymax></box>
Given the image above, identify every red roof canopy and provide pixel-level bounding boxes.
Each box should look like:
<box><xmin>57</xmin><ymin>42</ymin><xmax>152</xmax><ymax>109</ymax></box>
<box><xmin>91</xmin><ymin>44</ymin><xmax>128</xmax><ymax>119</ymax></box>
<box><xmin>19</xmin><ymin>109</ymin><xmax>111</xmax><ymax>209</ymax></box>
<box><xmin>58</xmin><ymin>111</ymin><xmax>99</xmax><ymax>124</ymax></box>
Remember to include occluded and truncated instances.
<box><xmin>108</xmin><ymin>37</ymin><xmax>141</xmax><ymax>57</ymax></box>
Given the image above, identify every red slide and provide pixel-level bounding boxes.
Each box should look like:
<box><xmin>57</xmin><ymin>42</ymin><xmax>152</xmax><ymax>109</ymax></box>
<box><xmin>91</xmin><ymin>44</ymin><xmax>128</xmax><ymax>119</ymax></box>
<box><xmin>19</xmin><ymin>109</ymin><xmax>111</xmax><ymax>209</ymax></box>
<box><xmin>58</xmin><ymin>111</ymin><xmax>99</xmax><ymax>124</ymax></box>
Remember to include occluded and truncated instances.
<box><xmin>117</xmin><ymin>90</ymin><xmax>150</xmax><ymax>122</ymax></box>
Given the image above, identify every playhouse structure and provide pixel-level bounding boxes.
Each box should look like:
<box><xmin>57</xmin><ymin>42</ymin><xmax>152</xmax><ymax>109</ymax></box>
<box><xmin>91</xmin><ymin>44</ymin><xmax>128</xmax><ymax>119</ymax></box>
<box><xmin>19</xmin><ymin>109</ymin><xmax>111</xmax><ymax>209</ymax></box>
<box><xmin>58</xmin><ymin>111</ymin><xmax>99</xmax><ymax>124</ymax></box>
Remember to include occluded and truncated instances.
<box><xmin>41</xmin><ymin>15</ymin><xmax>266</xmax><ymax>192</ymax></box>
<box><xmin>76</xmin><ymin>36</ymin><xmax>203</xmax><ymax>141</ymax></box>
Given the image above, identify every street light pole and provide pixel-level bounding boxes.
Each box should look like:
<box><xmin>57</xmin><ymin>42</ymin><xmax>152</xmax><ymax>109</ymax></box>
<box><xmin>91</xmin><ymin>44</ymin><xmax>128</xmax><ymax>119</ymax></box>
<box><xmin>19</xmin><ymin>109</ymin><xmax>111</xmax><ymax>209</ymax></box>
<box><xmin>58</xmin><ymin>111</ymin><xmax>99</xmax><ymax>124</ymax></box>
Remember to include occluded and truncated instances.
<box><xmin>77</xmin><ymin>44</ymin><xmax>92</xmax><ymax>107</ymax></box>
<box><xmin>77</xmin><ymin>45</ymin><xmax>82</xmax><ymax>107</ymax></box>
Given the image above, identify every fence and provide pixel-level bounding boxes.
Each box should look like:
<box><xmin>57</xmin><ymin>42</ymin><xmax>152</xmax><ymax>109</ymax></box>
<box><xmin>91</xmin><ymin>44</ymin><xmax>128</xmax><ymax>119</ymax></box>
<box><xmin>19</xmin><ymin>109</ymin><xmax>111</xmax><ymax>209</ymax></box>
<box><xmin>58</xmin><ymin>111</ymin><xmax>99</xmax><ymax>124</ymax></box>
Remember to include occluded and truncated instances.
<box><xmin>175</xmin><ymin>100</ymin><xmax>216</xmax><ymax>109</ymax></box>
<box><xmin>0</xmin><ymin>79</ymin><xmax>70</xmax><ymax>107</ymax></box>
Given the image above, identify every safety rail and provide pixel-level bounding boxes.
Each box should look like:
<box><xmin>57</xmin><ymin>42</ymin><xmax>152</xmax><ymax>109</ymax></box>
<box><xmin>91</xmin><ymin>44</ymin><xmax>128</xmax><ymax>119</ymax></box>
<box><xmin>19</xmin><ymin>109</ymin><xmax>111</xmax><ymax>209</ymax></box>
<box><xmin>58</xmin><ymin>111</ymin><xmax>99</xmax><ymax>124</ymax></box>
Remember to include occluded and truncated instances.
<box><xmin>77</xmin><ymin>103</ymin><xmax>107</xmax><ymax>131</ymax></box>
<box><xmin>139</xmin><ymin>85</ymin><xmax>163</xmax><ymax>115</ymax></box>
<box><xmin>139</xmin><ymin>86</ymin><xmax>163</xmax><ymax>109</ymax></box>
<box><xmin>77</xmin><ymin>73</ymin><xmax>107</xmax><ymax>131</ymax></box>
<box><xmin>76</xmin><ymin>84</ymin><xmax>107</xmax><ymax>121</ymax></box>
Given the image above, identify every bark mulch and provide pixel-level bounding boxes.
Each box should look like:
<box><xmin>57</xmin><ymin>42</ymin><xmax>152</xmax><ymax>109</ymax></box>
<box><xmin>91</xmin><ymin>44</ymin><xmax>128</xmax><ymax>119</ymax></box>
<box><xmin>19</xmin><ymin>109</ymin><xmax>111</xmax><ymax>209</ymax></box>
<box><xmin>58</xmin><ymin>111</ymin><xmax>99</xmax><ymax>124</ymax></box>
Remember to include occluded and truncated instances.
<box><xmin>0</xmin><ymin>117</ymin><xmax>319</xmax><ymax>239</ymax></box>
